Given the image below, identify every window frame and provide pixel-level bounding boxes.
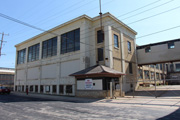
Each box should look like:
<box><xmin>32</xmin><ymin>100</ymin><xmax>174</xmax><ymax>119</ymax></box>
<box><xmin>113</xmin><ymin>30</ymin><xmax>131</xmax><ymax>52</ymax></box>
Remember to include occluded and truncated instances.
<box><xmin>61</xmin><ymin>28</ymin><xmax>80</xmax><ymax>54</ymax></box>
<box><xmin>42</xmin><ymin>37</ymin><xmax>57</xmax><ymax>59</ymax></box>
<box><xmin>17</xmin><ymin>48</ymin><xmax>26</xmax><ymax>64</ymax></box>
<box><xmin>145</xmin><ymin>46</ymin><xmax>151</xmax><ymax>53</ymax></box>
<box><xmin>28</xmin><ymin>43</ymin><xmax>40</xmax><ymax>62</ymax></box>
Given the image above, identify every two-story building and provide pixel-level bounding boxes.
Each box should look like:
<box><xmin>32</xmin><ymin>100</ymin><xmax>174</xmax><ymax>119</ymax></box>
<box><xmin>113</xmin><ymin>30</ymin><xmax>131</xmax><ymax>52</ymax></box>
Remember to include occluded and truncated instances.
<box><xmin>14</xmin><ymin>12</ymin><xmax>137</xmax><ymax>98</ymax></box>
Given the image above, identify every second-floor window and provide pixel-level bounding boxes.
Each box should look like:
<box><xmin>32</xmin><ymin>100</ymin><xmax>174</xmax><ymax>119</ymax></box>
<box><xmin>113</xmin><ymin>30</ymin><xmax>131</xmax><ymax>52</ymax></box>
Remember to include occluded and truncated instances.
<box><xmin>145</xmin><ymin>46</ymin><xmax>151</xmax><ymax>53</ymax></box>
<box><xmin>42</xmin><ymin>37</ymin><xmax>57</xmax><ymax>58</ymax></box>
<box><xmin>127</xmin><ymin>41</ymin><xmax>131</xmax><ymax>52</ymax></box>
<box><xmin>168</xmin><ymin>42</ymin><xmax>175</xmax><ymax>49</ymax></box>
<box><xmin>28</xmin><ymin>43</ymin><xmax>40</xmax><ymax>62</ymax></box>
<box><xmin>61</xmin><ymin>28</ymin><xmax>80</xmax><ymax>54</ymax></box>
<box><xmin>17</xmin><ymin>48</ymin><xmax>26</xmax><ymax>64</ymax></box>
<box><xmin>97</xmin><ymin>30</ymin><xmax>104</xmax><ymax>43</ymax></box>
<box><xmin>114</xmin><ymin>34</ymin><xmax>119</xmax><ymax>48</ymax></box>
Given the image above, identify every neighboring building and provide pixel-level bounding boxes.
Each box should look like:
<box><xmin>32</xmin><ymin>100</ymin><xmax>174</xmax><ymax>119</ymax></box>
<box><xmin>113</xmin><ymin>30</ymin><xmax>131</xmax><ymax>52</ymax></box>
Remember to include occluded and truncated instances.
<box><xmin>166</xmin><ymin>62</ymin><xmax>180</xmax><ymax>84</ymax></box>
<box><xmin>137</xmin><ymin>64</ymin><xmax>166</xmax><ymax>87</ymax></box>
<box><xmin>137</xmin><ymin>39</ymin><xmax>180</xmax><ymax>65</ymax></box>
<box><xmin>14</xmin><ymin>12</ymin><xmax>137</xmax><ymax>98</ymax></box>
<box><xmin>0</xmin><ymin>67</ymin><xmax>15</xmax><ymax>90</ymax></box>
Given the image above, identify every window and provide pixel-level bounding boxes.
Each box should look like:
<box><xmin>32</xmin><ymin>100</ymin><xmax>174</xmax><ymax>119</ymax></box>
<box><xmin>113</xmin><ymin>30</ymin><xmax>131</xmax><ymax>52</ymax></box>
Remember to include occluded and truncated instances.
<box><xmin>98</xmin><ymin>48</ymin><xmax>104</xmax><ymax>61</ymax></box>
<box><xmin>59</xmin><ymin>85</ymin><xmax>64</xmax><ymax>94</ymax></box>
<box><xmin>129</xmin><ymin>63</ymin><xmax>133</xmax><ymax>74</ymax></box>
<box><xmin>114</xmin><ymin>34</ymin><xmax>119</xmax><ymax>48</ymax></box>
<box><xmin>42</xmin><ymin>37</ymin><xmax>57</xmax><ymax>58</ymax></box>
<box><xmin>66</xmin><ymin>85</ymin><xmax>72</xmax><ymax>93</ymax></box>
<box><xmin>168</xmin><ymin>42</ymin><xmax>175</xmax><ymax>49</ymax></box>
<box><xmin>160</xmin><ymin>64</ymin><xmax>163</xmax><ymax>70</ymax></box>
<box><xmin>17</xmin><ymin>48</ymin><xmax>26</xmax><ymax>64</ymax></box>
<box><xmin>61</xmin><ymin>28</ymin><xmax>80</xmax><ymax>54</ymax></box>
<box><xmin>144</xmin><ymin>70</ymin><xmax>150</xmax><ymax>79</ymax></box>
<box><xmin>138</xmin><ymin>69</ymin><xmax>143</xmax><ymax>79</ymax></box>
<box><xmin>127</xmin><ymin>41</ymin><xmax>131</xmax><ymax>52</ymax></box>
<box><xmin>97</xmin><ymin>30</ymin><xmax>104</xmax><ymax>43</ymax></box>
<box><xmin>53</xmin><ymin>85</ymin><xmax>56</xmax><ymax>93</ymax></box>
<box><xmin>176</xmin><ymin>63</ymin><xmax>180</xmax><ymax>72</ymax></box>
<box><xmin>30</xmin><ymin>85</ymin><xmax>33</xmax><ymax>92</ymax></box>
<box><xmin>40</xmin><ymin>85</ymin><xmax>44</xmax><ymax>93</ymax></box>
<box><xmin>150</xmin><ymin>65</ymin><xmax>154</xmax><ymax>68</ymax></box>
<box><xmin>156</xmin><ymin>73</ymin><xmax>159</xmax><ymax>80</ymax></box>
<box><xmin>156</xmin><ymin>64</ymin><xmax>159</xmax><ymax>69</ymax></box>
<box><xmin>35</xmin><ymin>85</ymin><xmax>38</xmax><ymax>92</ymax></box>
<box><xmin>145</xmin><ymin>46</ymin><xmax>151</xmax><ymax>53</ymax></box>
<box><xmin>28</xmin><ymin>43</ymin><xmax>39</xmax><ymax>62</ymax></box>
<box><xmin>151</xmin><ymin>72</ymin><xmax>154</xmax><ymax>80</ymax></box>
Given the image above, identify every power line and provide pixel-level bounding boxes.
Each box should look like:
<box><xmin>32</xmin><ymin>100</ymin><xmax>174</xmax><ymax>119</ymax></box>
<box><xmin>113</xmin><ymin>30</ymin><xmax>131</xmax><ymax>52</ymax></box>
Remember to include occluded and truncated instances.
<box><xmin>128</xmin><ymin>5</ymin><xmax>180</xmax><ymax>25</ymax></box>
<box><xmin>137</xmin><ymin>25</ymin><xmax>180</xmax><ymax>39</ymax></box>
<box><xmin>121</xmin><ymin>0</ymin><xmax>174</xmax><ymax>20</ymax></box>
<box><xmin>118</xmin><ymin>0</ymin><xmax>162</xmax><ymax>17</ymax></box>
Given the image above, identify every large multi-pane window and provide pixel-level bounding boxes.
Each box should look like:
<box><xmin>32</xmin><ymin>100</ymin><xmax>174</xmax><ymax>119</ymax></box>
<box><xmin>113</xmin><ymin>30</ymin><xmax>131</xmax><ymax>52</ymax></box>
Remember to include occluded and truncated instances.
<box><xmin>61</xmin><ymin>28</ymin><xmax>80</xmax><ymax>54</ymax></box>
<box><xmin>127</xmin><ymin>41</ymin><xmax>131</xmax><ymax>52</ymax></box>
<box><xmin>42</xmin><ymin>37</ymin><xmax>57</xmax><ymax>58</ymax></box>
<box><xmin>17</xmin><ymin>48</ymin><xmax>26</xmax><ymax>64</ymax></box>
<box><xmin>114</xmin><ymin>34</ymin><xmax>119</xmax><ymax>48</ymax></box>
<box><xmin>28</xmin><ymin>43</ymin><xmax>39</xmax><ymax>62</ymax></box>
<box><xmin>97</xmin><ymin>30</ymin><xmax>104</xmax><ymax>43</ymax></box>
<box><xmin>98</xmin><ymin>48</ymin><xmax>104</xmax><ymax>61</ymax></box>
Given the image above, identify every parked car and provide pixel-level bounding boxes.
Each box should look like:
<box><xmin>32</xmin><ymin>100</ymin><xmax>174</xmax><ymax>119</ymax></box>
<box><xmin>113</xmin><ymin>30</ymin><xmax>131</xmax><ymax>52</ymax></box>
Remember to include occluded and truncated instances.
<box><xmin>0</xmin><ymin>86</ymin><xmax>11</xmax><ymax>94</ymax></box>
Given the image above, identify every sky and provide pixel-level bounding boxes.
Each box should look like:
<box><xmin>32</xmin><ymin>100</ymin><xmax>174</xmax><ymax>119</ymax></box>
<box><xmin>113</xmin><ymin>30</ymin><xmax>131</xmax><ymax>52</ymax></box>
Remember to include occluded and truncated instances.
<box><xmin>0</xmin><ymin>0</ymin><xmax>180</xmax><ymax>68</ymax></box>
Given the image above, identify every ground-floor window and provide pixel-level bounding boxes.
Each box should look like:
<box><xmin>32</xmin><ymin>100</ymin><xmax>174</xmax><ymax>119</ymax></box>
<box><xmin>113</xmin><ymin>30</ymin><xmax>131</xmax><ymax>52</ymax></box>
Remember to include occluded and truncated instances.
<box><xmin>35</xmin><ymin>85</ymin><xmax>38</xmax><ymax>92</ymax></box>
<box><xmin>30</xmin><ymin>85</ymin><xmax>33</xmax><ymax>92</ymax></box>
<box><xmin>15</xmin><ymin>86</ymin><xmax>17</xmax><ymax>91</ymax></box>
<box><xmin>53</xmin><ymin>85</ymin><xmax>56</xmax><ymax>93</ymax></box>
<box><xmin>66</xmin><ymin>85</ymin><xmax>72</xmax><ymax>93</ymax></box>
<box><xmin>40</xmin><ymin>85</ymin><xmax>43</xmax><ymax>93</ymax></box>
<box><xmin>22</xmin><ymin>86</ymin><xmax>24</xmax><ymax>92</ymax></box>
<box><xmin>59</xmin><ymin>85</ymin><xmax>64</xmax><ymax>94</ymax></box>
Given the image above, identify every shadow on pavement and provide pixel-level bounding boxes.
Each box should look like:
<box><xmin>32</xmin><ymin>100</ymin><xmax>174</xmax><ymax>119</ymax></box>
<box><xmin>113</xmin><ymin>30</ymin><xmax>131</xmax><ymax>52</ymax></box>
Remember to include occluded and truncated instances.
<box><xmin>0</xmin><ymin>94</ymin><xmax>102</xmax><ymax>103</ymax></box>
<box><xmin>157</xmin><ymin>108</ymin><xmax>180</xmax><ymax>120</ymax></box>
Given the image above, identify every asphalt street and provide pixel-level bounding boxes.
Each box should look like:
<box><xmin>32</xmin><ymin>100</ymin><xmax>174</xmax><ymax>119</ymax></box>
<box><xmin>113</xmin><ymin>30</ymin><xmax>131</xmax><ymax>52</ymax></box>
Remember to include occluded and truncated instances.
<box><xmin>0</xmin><ymin>93</ymin><xmax>180</xmax><ymax>120</ymax></box>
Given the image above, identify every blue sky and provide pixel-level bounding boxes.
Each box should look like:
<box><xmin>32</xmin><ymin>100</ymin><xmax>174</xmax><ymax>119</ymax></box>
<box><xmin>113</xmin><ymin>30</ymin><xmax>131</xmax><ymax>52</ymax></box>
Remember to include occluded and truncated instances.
<box><xmin>0</xmin><ymin>0</ymin><xmax>180</xmax><ymax>68</ymax></box>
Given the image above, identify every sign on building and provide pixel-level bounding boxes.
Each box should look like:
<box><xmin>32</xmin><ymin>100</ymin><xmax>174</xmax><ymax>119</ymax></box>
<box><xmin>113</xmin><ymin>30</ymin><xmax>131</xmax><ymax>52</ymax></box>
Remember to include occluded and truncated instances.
<box><xmin>85</xmin><ymin>79</ymin><xmax>93</xmax><ymax>89</ymax></box>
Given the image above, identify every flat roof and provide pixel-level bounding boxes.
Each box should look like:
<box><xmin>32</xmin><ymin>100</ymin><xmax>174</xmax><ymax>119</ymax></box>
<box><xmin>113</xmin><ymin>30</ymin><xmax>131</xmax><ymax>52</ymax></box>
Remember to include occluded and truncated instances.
<box><xmin>137</xmin><ymin>38</ymin><xmax>180</xmax><ymax>49</ymax></box>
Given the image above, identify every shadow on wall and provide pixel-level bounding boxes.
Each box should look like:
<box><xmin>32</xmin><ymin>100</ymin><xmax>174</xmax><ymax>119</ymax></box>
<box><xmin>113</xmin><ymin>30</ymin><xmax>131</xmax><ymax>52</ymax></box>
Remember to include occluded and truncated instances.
<box><xmin>157</xmin><ymin>108</ymin><xmax>180</xmax><ymax>120</ymax></box>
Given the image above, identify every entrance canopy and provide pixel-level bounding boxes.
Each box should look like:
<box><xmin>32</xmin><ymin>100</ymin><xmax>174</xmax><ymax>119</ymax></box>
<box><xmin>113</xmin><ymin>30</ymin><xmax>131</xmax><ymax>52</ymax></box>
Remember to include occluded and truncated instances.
<box><xmin>70</xmin><ymin>65</ymin><xmax>125</xmax><ymax>78</ymax></box>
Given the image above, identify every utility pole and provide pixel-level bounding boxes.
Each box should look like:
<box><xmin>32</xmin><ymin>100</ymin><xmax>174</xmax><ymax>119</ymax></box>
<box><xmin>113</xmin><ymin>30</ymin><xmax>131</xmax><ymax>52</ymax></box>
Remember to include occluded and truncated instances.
<box><xmin>0</xmin><ymin>32</ymin><xmax>9</xmax><ymax>57</ymax></box>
